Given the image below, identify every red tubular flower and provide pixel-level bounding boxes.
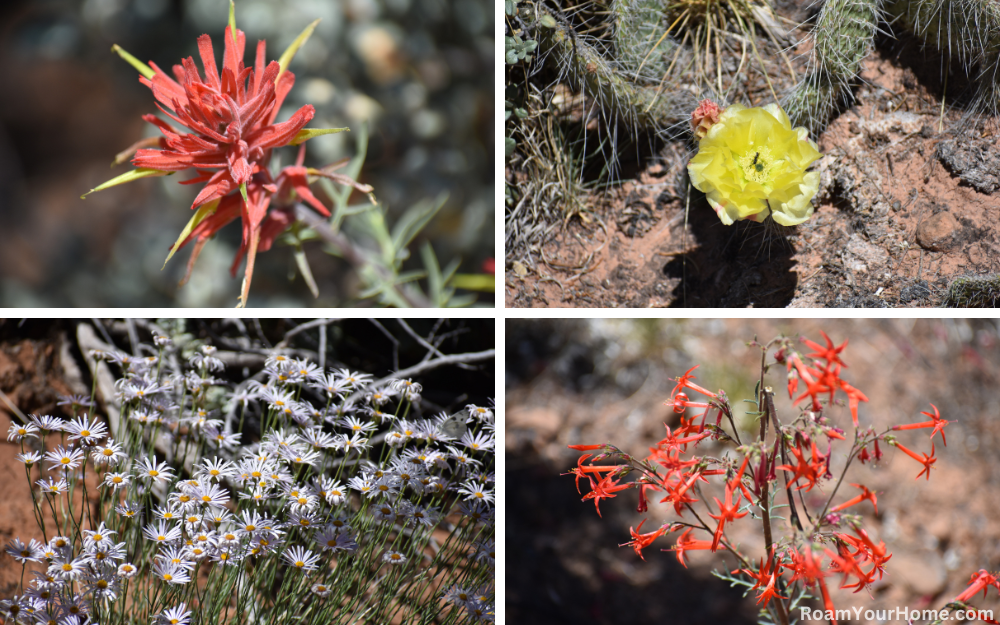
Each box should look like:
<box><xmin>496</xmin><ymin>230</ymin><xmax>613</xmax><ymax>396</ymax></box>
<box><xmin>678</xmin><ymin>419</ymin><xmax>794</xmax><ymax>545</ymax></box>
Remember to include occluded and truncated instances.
<box><xmin>791</xmin><ymin>356</ymin><xmax>831</xmax><ymax>411</ymax></box>
<box><xmin>777</xmin><ymin>438</ymin><xmax>826</xmax><ymax>492</ymax></box>
<box><xmin>708</xmin><ymin>478</ymin><xmax>747</xmax><ymax>552</ymax></box>
<box><xmin>839</xmin><ymin>380</ymin><xmax>869</xmax><ymax>427</ymax></box>
<box><xmin>825</xmin><ymin>545</ymin><xmax>877</xmax><ymax>593</ymax></box>
<box><xmin>670</xmin><ymin>528</ymin><xmax>715</xmax><ymax>568</ymax></box>
<box><xmin>671</xmin><ymin>365</ymin><xmax>718</xmax><ymax>399</ymax></box>
<box><xmin>660</xmin><ymin>469</ymin><xmax>703</xmax><ymax>515</ymax></box>
<box><xmin>802</xmin><ymin>331</ymin><xmax>849</xmax><ymax>369</ymax></box>
<box><xmin>955</xmin><ymin>569</ymin><xmax>1000</xmax><ymax>603</ymax></box>
<box><xmin>893</xmin><ymin>441</ymin><xmax>937</xmax><ymax>480</ymax></box>
<box><xmin>785</xmin><ymin>547</ymin><xmax>837</xmax><ymax>625</ymax></box>
<box><xmin>622</xmin><ymin>519</ymin><xmax>669</xmax><ymax>560</ymax></box>
<box><xmin>892</xmin><ymin>403</ymin><xmax>950</xmax><ymax>446</ymax></box>
<box><xmin>579</xmin><ymin>472</ymin><xmax>632</xmax><ymax>518</ymax></box>
<box><xmin>829</xmin><ymin>483</ymin><xmax>878</xmax><ymax>514</ymax></box>
<box><xmin>736</xmin><ymin>557</ymin><xmax>787</xmax><ymax>607</ymax></box>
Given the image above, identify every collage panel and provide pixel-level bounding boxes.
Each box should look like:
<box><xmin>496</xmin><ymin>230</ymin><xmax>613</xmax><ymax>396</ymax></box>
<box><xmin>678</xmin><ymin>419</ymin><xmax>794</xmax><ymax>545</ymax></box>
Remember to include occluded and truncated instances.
<box><xmin>0</xmin><ymin>0</ymin><xmax>494</xmax><ymax>308</ymax></box>
<box><xmin>504</xmin><ymin>0</ymin><xmax>1000</xmax><ymax>308</ymax></box>
<box><xmin>506</xmin><ymin>318</ymin><xmax>1000</xmax><ymax>623</ymax></box>
<box><xmin>0</xmin><ymin>317</ymin><xmax>496</xmax><ymax>623</ymax></box>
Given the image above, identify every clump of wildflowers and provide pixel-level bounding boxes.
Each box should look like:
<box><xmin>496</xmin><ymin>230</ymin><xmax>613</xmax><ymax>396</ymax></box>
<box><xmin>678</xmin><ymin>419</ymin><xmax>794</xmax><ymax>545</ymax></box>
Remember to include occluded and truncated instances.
<box><xmin>567</xmin><ymin>332</ymin><xmax>956</xmax><ymax>625</ymax></box>
<box><xmin>1</xmin><ymin>323</ymin><xmax>494</xmax><ymax>624</ymax></box>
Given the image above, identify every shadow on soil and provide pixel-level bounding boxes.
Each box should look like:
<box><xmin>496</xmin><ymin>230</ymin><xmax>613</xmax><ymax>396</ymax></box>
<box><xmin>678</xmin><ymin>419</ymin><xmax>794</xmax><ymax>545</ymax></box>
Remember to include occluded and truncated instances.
<box><xmin>662</xmin><ymin>195</ymin><xmax>798</xmax><ymax>307</ymax></box>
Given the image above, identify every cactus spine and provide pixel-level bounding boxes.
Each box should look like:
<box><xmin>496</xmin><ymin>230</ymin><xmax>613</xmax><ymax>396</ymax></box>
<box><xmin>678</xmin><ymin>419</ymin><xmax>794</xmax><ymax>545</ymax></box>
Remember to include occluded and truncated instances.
<box><xmin>882</xmin><ymin>0</ymin><xmax>1000</xmax><ymax>117</ymax></box>
<box><xmin>527</xmin><ymin>3</ymin><xmax>694</xmax><ymax>132</ymax></box>
<box><xmin>785</xmin><ymin>0</ymin><xmax>883</xmax><ymax>132</ymax></box>
<box><xmin>611</xmin><ymin>0</ymin><xmax>679</xmax><ymax>82</ymax></box>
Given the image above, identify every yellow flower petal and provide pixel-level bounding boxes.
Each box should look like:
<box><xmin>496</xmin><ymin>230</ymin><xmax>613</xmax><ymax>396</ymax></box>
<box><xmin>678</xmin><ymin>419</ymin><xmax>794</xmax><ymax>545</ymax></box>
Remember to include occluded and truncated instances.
<box><xmin>687</xmin><ymin>102</ymin><xmax>822</xmax><ymax>225</ymax></box>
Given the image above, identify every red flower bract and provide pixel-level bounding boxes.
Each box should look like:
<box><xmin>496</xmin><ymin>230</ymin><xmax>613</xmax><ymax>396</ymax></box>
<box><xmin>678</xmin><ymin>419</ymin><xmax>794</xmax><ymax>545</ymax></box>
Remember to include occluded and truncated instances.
<box><xmin>135</xmin><ymin>28</ymin><xmax>312</xmax><ymax>207</ymax></box>
<box><xmin>88</xmin><ymin>4</ymin><xmax>369</xmax><ymax>307</ymax></box>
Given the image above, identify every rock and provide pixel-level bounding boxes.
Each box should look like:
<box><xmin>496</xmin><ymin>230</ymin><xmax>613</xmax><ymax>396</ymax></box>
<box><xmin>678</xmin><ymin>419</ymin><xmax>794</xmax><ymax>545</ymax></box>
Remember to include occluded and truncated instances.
<box><xmin>899</xmin><ymin>280</ymin><xmax>930</xmax><ymax>303</ymax></box>
<box><xmin>937</xmin><ymin>139</ymin><xmax>1000</xmax><ymax>194</ymax></box>
<box><xmin>916</xmin><ymin>212</ymin><xmax>960</xmax><ymax>251</ymax></box>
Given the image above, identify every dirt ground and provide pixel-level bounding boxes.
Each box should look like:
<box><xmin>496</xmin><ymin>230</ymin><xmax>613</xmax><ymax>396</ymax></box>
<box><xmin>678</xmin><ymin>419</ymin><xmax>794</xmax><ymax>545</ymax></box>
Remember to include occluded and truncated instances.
<box><xmin>506</xmin><ymin>319</ymin><xmax>1000</xmax><ymax>623</ymax></box>
<box><xmin>504</xmin><ymin>7</ymin><xmax>1000</xmax><ymax>308</ymax></box>
<box><xmin>0</xmin><ymin>323</ymin><xmax>85</xmax><ymax>598</ymax></box>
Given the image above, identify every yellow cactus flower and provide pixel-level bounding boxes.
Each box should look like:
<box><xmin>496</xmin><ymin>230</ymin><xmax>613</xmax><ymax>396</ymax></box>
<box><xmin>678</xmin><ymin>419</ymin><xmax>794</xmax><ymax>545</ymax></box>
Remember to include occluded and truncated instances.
<box><xmin>687</xmin><ymin>103</ymin><xmax>822</xmax><ymax>226</ymax></box>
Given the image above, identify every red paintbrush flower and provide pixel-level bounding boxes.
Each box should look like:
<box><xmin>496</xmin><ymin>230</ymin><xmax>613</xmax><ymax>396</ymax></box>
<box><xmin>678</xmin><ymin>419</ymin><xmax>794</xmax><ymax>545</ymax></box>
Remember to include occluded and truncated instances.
<box><xmin>83</xmin><ymin>2</ymin><xmax>366</xmax><ymax>307</ymax></box>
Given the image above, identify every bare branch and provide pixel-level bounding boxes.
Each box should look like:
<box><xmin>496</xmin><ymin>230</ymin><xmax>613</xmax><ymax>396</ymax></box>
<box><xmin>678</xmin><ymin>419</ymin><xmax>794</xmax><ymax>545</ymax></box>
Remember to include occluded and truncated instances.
<box><xmin>275</xmin><ymin>318</ymin><xmax>342</xmax><ymax>349</ymax></box>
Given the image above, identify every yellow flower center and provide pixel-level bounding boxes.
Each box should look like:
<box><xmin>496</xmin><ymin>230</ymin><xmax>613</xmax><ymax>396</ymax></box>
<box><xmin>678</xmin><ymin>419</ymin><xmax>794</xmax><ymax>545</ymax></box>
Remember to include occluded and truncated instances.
<box><xmin>149</xmin><ymin>470</ymin><xmax>159</xmax><ymax>477</ymax></box>
<box><xmin>739</xmin><ymin>145</ymin><xmax>775</xmax><ymax>186</ymax></box>
<box><xmin>103</xmin><ymin>449</ymin><xmax>113</xmax><ymax>456</ymax></box>
<box><xmin>62</xmin><ymin>563</ymin><xmax>73</xmax><ymax>571</ymax></box>
<box><xmin>80</xmin><ymin>430</ymin><xmax>91</xmax><ymax>437</ymax></box>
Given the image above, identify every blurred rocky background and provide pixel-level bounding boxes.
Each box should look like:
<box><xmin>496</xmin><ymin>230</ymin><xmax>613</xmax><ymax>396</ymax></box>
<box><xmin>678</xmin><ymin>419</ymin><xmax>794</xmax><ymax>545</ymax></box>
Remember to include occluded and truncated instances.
<box><xmin>0</xmin><ymin>0</ymin><xmax>493</xmax><ymax>307</ymax></box>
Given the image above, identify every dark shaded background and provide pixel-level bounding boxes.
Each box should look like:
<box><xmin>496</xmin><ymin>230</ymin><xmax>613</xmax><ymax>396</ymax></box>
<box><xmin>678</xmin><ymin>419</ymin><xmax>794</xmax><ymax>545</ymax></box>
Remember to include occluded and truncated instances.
<box><xmin>0</xmin><ymin>0</ymin><xmax>493</xmax><ymax>307</ymax></box>
<box><xmin>506</xmin><ymin>319</ymin><xmax>1000</xmax><ymax>624</ymax></box>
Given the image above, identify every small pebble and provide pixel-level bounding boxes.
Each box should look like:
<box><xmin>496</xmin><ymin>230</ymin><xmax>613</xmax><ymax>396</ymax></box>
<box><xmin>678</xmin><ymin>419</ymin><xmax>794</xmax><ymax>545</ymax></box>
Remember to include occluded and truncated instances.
<box><xmin>916</xmin><ymin>212</ymin><xmax>960</xmax><ymax>252</ymax></box>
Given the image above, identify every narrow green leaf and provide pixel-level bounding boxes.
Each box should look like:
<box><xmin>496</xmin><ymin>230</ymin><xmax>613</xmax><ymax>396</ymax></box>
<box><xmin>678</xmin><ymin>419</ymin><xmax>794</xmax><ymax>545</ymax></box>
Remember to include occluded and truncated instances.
<box><xmin>111</xmin><ymin>44</ymin><xmax>155</xmax><ymax>79</ymax></box>
<box><xmin>276</xmin><ymin>18</ymin><xmax>321</xmax><ymax>84</ymax></box>
<box><xmin>81</xmin><ymin>168</ymin><xmax>170</xmax><ymax>199</ymax></box>
<box><xmin>450</xmin><ymin>273</ymin><xmax>495</xmax><ymax>292</ymax></box>
<box><xmin>290</xmin><ymin>127</ymin><xmax>349</xmax><ymax>146</ymax></box>
<box><xmin>420</xmin><ymin>243</ymin><xmax>444</xmax><ymax>306</ymax></box>
<box><xmin>293</xmin><ymin>246</ymin><xmax>320</xmax><ymax>298</ymax></box>
<box><xmin>239</xmin><ymin>182</ymin><xmax>248</xmax><ymax>204</ymax></box>
<box><xmin>162</xmin><ymin>199</ymin><xmax>220</xmax><ymax>269</ymax></box>
<box><xmin>390</xmin><ymin>193</ymin><xmax>447</xmax><ymax>258</ymax></box>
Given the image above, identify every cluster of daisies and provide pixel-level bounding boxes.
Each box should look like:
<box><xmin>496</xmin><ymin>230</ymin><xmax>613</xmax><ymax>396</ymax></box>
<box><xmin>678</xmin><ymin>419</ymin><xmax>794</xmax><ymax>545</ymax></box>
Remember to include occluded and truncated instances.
<box><xmin>2</xmin><ymin>338</ymin><xmax>495</xmax><ymax>624</ymax></box>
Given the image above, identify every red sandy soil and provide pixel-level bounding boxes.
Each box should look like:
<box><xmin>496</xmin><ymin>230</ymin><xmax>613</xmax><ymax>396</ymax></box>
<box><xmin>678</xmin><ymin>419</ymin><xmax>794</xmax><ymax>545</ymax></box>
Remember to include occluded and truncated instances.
<box><xmin>0</xmin><ymin>333</ymin><xmax>82</xmax><ymax>598</ymax></box>
<box><xmin>506</xmin><ymin>319</ymin><xmax>1000</xmax><ymax>624</ymax></box>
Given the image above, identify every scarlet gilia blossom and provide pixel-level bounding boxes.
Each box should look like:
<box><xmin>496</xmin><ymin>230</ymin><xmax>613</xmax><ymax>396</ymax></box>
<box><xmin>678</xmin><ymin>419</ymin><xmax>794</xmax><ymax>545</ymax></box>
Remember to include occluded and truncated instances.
<box><xmin>707</xmin><ymin>474</ymin><xmax>747</xmax><ymax>552</ymax></box>
<box><xmin>670</xmin><ymin>528</ymin><xmax>715</xmax><ymax>568</ymax></box>
<box><xmin>622</xmin><ymin>519</ymin><xmax>670</xmax><ymax>560</ymax></box>
<box><xmin>84</xmin><ymin>3</ymin><xmax>371</xmax><ymax>306</ymax></box>
<box><xmin>891</xmin><ymin>440</ymin><xmax>937</xmax><ymax>480</ymax></box>
<box><xmin>735</xmin><ymin>557</ymin><xmax>786</xmax><ymax>607</ymax></box>
<box><xmin>829</xmin><ymin>483</ymin><xmax>878</xmax><ymax>514</ymax></box>
<box><xmin>891</xmin><ymin>403</ymin><xmax>950</xmax><ymax>446</ymax></box>
<box><xmin>786</xmin><ymin>337</ymin><xmax>869</xmax><ymax>426</ymax></box>
<box><xmin>801</xmin><ymin>331</ymin><xmax>849</xmax><ymax>369</ymax></box>
<box><xmin>564</xmin><ymin>450</ymin><xmax>632</xmax><ymax>518</ymax></box>
<box><xmin>784</xmin><ymin>547</ymin><xmax>837</xmax><ymax>625</ymax></box>
<box><xmin>777</xmin><ymin>437</ymin><xmax>828</xmax><ymax>492</ymax></box>
<box><xmin>955</xmin><ymin>569</ymin><xmax>1000</xmax><ymax>603</ymax></box>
